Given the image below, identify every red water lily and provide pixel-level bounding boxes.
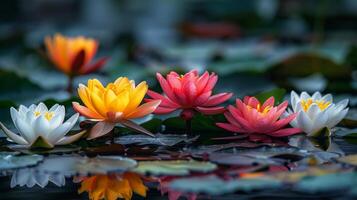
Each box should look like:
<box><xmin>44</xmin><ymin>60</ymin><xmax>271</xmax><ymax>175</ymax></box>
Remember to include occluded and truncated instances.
<box><xmin>145</xmin><ymin>70</ymin><xmax>232</xmax><ymax>121</ymax></box>
<box><xmin>217</xmin><ymin>96</ymin><xmax>301</xmax><ymax>140</ymax></box>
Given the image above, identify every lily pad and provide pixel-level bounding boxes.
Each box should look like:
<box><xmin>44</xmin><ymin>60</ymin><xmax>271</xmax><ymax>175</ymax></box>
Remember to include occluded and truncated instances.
<box><xmin>337</xmin><ymin>154</ymin><xmax>357</xmax><ymax>166</ymax></box>
<box><xmin>36</xmin><ymin>155</ymin><xmax>137</xmax><ymax>176</ymax></box>
<box><xmin>133</xmin><ymin>160</ymin><xmax>217</xmax><ymax>176</ymax></box>
<box><xmin>209</xmin><ymin>152</ymin><xmax>277</xmax><ymax>166</ymax></box>
<box><xmin>115</xmin><ymin>133</ymin><xmax>199</xmax><ymax>146</ymax></box>
<box><xmin>294</xmin><ymin>172</ymin><xmax>356</xmax><ymax>193</ymax></box>
<box><xmin>169</xmin><ymin>175</ymin><xmax>282</xmax><ymax>195</ymax></box>
<box><xmin>0</xmin><ymin>152</ymin><xmax>43</xmax><ymax>171</ymax></box>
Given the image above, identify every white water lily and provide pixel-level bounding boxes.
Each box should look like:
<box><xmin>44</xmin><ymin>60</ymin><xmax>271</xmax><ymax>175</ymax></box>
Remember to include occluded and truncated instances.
<box><xmin>0</xmin><ymin>103</ymin><xmax>85</xmax><ymax>149</ymax></box>
<box><xmin>285</xmin><ymin>91</ymin><xmax>349</xmax><ymax>136</ymax></box>
<box><xmin>11</xmin><ymin>168</ymin><xmax>65</xmax><ymax>188</ymax></box>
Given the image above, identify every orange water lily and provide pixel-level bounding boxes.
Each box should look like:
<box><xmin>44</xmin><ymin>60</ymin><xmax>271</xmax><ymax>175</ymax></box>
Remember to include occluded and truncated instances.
<box><xmin>77</xmin><ymin>173</ymin><xmax>147</xmax><ymax>200</ymax></box>
<box><xmin>45</xmin><ymin>34</ymin><xmax>107</xmax><ymax>91</ymax></box>
<box><xmin>73</xmin><ymin>78</ymin><xmax>161</xmax><ymax>139</ymax></box>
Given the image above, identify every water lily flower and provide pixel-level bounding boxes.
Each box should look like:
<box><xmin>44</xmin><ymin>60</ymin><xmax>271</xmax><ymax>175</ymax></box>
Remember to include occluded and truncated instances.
<box><xmin>11</xmin><ymin>168</ymin><xmax>65</xmax><ymax>188</ymax></box>
<box><xmin>216</xmin><ymin>96</ymin><xmax>301</xmax><ymax>139</ymax></box>
<box><xmin>44</xmin><ymin>34</ymin><xmax>107</xmax><ymax>91</ymax></box>
<box><xmin>76</xmin><ymin>173</ymin><xmax>147</xmax><ymax>200</ymax></box>
<box><xmin>0</xmin><ymin>103</ymin><xmax>84</xmax><ymax>149</ymax></box>
<box><xmin>285</xmin><ymin>91</ymin><xmax>349</xmax><ymax>136</ymax></box>
<box><xmin>72</xmin><ymin>78</ymin><xmax>161</xmax><ymax>139</ymax></box>
<box><xmin>145</xmin><ymin>70</ymin><xmax>232</xmax><ymax>132</ymax></box>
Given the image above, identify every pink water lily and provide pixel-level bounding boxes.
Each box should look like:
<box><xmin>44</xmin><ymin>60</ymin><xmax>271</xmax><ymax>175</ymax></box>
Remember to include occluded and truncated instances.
<box><xmin>217</xmin><ymin>96</ymin><xmax>301</xmax><ymax>139</ymax></box>
<box><xmin>145</xmin><ymin>70</ymin><xmax>232</xmax><ymax>120</ymax></box>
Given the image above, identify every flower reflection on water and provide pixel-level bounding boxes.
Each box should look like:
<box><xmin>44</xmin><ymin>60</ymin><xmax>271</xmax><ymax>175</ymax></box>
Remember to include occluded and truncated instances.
<box><xmin>75</xmin><ymin>172</ymin><xmax>147</xmax><ymax>200</ymax></box>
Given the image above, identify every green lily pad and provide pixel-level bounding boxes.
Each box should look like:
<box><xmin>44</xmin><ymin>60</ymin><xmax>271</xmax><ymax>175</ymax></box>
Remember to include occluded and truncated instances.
<box><xmin>37</xmin><ymin>155</ymin><xmax>137</xmax><ymax>175</ymax></box>
<box><xmin>115</xmin><ymin>133</ymin><xmax>199</xmax><ymax>146</ymax></box>
<box><xmin>133</xmin><ymin>160</ymin><xmax>217</xmax><ymax>176</ymax></box>
<box><xmin>0</xmin><ymin>152</ymin><xmax>43</xmax><ymax>171</ymax></box>
<box><xmin>169</xmin><ymin>175</ymin><xmax>282</xmax><ymax>195</ymax></box>
<box><xmin>294</xmin><ymin>172</ymin><xmax>356</xmax><ymax>193</ymax></box>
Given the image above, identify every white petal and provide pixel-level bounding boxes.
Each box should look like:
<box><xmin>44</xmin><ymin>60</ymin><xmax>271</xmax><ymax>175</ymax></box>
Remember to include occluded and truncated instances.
<box><xmin>48</xmin><ymin>114</ymin><xmax>64</xmax><ymax>131</ymax></box>
<box><xmin>33</xmin><ymin>115</ymin><xmax>51</xmax><ymax>139</ymax></box>
<box><xmin>291</xmin><ymin>91</ymin><xmax>299</xmax><ymax>108</ymax></box>
<box><xmin>306</xmin><ymin>104</ymin><xmax>320</xmax><ymax>120</ymax></box>
<box><xmin>336</xmin><ymin>99</ymin><xmax>349</xmax><ymax>109</ymax></box>
<box><xmin>15</xmin><ymin>117</ymin><xmax>35</xmax><ymax>143</ymax></box>
<box><xmin>312</xmin><ymin>91</ymin><xmax>321</xmax><ymax>100</ymax></box>
<box><xmin>66</xmin><ymin>113</ymin><xmax>79</xmax><ymax>128</ymax></box>
<box><xmin>48</xmin><ymin>114</ymin><xmax>78</xmax><ymax>144</ymax></box>
<box><xmin>48</xmin><ymin>174</ymin><xmax>65</xmax><ymax>187</ymax></box>
<box><xmin>10</xmin><ymin>107</ymin><xmax>18</xmax><ymax>121</ymax></box>
<box><xmin>55</xmin><ymin>130</ymin><xmax>86</xmax><ymax>145</ymax></box>
<box><xmin>48</xmin><ymin>123</ymin><xmax>71</xmax><ymax>144</ymax></box>
<box><xmin>18</xmin><ymin>105</ymin><xmax>29</xmax><ymax>114</ymax></box>
<box><xmin>34</xmin><ymin>172</ymin><xmax>50</xmax><ymax>188</ymax></box>
<box><xmin>301</xmin><ymin>91</ymin><xmax>311</xmax><ymax>100</ymax></box>
<box><xmin>54</xmin><ymin>106</ymin><xmax>65</xmax><ymax>117</ymax></box>
<box><xmin>35</xmin><ymin>103</ymin><xmax>48</xmax><ymax>113</ymax></box>
<box><xmin>322</xmin><ymin>94</ymin><xmax>333</xmax><ymax>102</ymax></box>
<box><xmin>297</xmin><ymin>111</ymin><xmax>313</xmax><ymax>134</ymax></box>
<box><xmin>0</xmin><ymin>122</ymin><xmax>28</xmax><ymax>145</ymax></box>
<box><xmin>327</xmin><ymin>108</ymin><xmax>349</xmax><ymax>128</ymax></box>
<box><xmin>28</xmin><ymin>104</ymin><xmax>36</xmax><ymax>112</ymax></box>
<box><xmin>310</xmin><ymin>110</ymin><xmax>328</xmax><ymax>134</ymax></box>
<box><xmin>49</xmin><ymin>104</ymin><xmax>59</xmax><ymax>112</ymax></box>
<box><xmin>26</xmin><ymin>110</ymin><xmax>36</xmax><ymax>125</ymax></box>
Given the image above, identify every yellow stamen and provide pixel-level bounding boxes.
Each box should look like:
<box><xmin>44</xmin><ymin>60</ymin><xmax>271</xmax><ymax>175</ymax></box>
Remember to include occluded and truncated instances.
<box><xmin>34</xmin><ymin>111</ymin><xmax>54</xmax><ymax>121</ymax></box>
<box><xmin>301</xmin><ymin>98</ymin><xmax>331</xmax><ymax>112</ymax></box>
<box><xmin>247</xmin><ymin>104</ymin><xmax>272</xmax><ymax>115</ymax></box>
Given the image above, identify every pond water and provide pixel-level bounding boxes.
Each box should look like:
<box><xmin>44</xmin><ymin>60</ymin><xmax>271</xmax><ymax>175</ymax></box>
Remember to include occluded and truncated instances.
<box><xmin>1</xmin><ymin>129</ymin><xmax>357</xmax><ymax>200</ymax></box>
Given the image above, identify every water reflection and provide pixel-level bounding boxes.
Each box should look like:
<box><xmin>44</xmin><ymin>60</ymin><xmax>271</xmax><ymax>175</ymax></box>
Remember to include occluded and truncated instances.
<box><xmin>74</xmin><ymin>172</ymin><xmax>147</xmax><ymax>200</ymax></box>
<box><xmin>10</xmin><ymin>168</ymin><xmax>65</xmax><ymax>188</ymax></box>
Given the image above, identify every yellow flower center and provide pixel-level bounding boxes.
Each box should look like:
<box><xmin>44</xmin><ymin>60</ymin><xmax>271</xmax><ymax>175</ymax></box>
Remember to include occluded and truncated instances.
<box><xmin>301</xmin><ymin>98</ymin><xmax>331</xmax><ymax>111</ymax></box>
<box><xmin>34</xmin><ymin>111</ymin><xmax>54</xmax><ymax>121</ymax></box>
<box><xmin>248</xmin><ymin>104</ymin><xmax>272</xmax><ymax>115</ymax></box>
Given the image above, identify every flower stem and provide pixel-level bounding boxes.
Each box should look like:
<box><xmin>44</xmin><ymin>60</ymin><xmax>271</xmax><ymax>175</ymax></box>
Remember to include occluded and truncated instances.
<box><xmin>185</xmin><ymin>119</ymin><xmax>192</xmax><ymax>137</ymax></box>
<box><xmin>66</xmin><ymin>76</ymin><xmax>74</xmax><ymax>94</ymax></box>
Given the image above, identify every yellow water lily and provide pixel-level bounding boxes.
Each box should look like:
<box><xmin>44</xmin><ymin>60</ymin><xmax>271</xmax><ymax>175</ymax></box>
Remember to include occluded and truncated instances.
<box><xmin>73</xmin><ymin>78</ymin><xmax>160</xmax><ymax>139</ymax></box>
<box><xmin>77</xmin><ymin>173</ymin><xmax>147</xmax><ymax>200</ymax></box>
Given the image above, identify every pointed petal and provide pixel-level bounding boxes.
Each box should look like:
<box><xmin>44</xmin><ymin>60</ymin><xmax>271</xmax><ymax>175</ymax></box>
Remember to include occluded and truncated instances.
<box><xmin>262</xmin><ymin>96</ymin><xmax>275</xmax><ymax>109</ymax></box>
<box><xmin>55</xmin><ymin>130</ymin><xmax>86</xmax><ymax>145</ymax></box>
<box><xmin>146</xmin><ymin>90</ymin><xmax>180</xmax><ymax>108</ymax></box>
<box><xmin>270</xmin><ymin>128</ymin><xmax>301</xmax><ymax>137</ymax></box>
<box><xmin>0</xmin><ymin>122</ymin><xmax>28</xmax><ymax>145</ymax></box>
<box><xmin>156</xmin><ymin>73</ymin><xmax>179</xmax><ymax>103</ymax></box>
<box><xmin>87</xmin><ymin>121</ymin><xmax>115</xmax><ymax>140</ymax></box>
<box><xmin>125</xmin><ymin>100</ymin><xmax>161</xmax><ymax>119</ymax></box>
<box><xmin>120</xmin><ymin>119</ymin><xmax>155</xmax><ymax>137</ymax></box>
<box><xmin>202</xmin><ymin>93</ymin><xmax>232</xmax><ymax>107</ymax></box>
<box><xmin>195</xmin><ymin>106</ymin><xmax>225</xmax><ymax>115</ymax></box>
<box><xmin>72</xmin><ymin>102</ymin><xmax>104</xmax><ymax>119</ymax></box>
<box><xmin>153</xmin><ymin>106</ymin><xmax>178</xmax><ymax>114</ymax></box>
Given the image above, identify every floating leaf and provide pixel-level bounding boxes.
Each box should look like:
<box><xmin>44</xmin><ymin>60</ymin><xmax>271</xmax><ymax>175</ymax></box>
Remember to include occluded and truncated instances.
<box><xmin>0</xmin><ymin>152</ymin><xmax>43</xmax><ymax>171</ymax></box>
<box><xmin>115</xmin><ymin>133</ymin><xmax>199</xmax><ymax>146</ymax></box>
<box><xmin>209</xmin><ymin>153</ymin><xmax>277</xmax><ymax>166</ymax></box>
<box><xmin>133</xmin><ymin>160</ymin><xmax>217</xmax><ymax>176</ymax></box>
<box><xmin>337</xmin><ymin>154</ymin><xmax>357</xmax><ymax>166</ymax></box>
<box><xmin>169</xmin><ymin>175</ymin><xmax>282</xmax><ymax>195</ymax></box>
<box><xmin>294</xmin><ymin>172</ymin><xmax>356</xmax><ymax>193</ymax></box>
<box><xmin>37</xmin><ymin>155</ymin><xmax>137</xmax><ymax>176</ymax></box>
